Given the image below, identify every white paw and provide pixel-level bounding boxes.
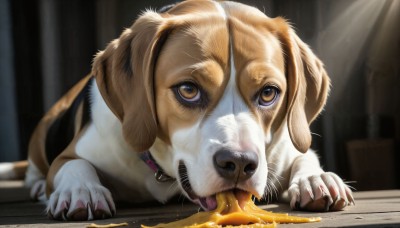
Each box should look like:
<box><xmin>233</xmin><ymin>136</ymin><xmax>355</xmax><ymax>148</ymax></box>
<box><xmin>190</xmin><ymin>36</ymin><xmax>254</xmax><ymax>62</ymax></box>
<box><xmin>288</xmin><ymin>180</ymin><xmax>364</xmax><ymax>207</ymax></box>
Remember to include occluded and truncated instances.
<box><xmin>47</xmin><ymin>182</ymin><xmax>116</xmax><ymax>220</ymax></box>
<box><xmin>46</xmin><ymin>159</ymin><xmax>116</xmax><ymax>220</ymax></box>
<box><xmin>288</xmin><ymin>172</ymin><xmax>354</xmax><ymax>211</ymax></box>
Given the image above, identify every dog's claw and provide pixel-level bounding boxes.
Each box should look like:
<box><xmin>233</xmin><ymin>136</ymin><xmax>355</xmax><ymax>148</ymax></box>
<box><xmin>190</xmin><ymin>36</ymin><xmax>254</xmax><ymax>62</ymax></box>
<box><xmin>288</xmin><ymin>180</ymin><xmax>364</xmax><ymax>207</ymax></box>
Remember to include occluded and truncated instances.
<box><xmin>67</xmin><ymin>199</ymin><xmax>88</xmax><ymax>220</ymax></box>
<box><xmin>93</xmin><ymin>200</ymin><xmax>113</xmax><ymax>219</ymax></box>
<box><xmin>294</xmin><ymin>201</ymin><xmax>300</xmax><ymax>210</ymax></box>
<box><xmin>69</xmin><ymin>208</ymin><xmax>89</xmax><ymax>221</ymax></box>
<box><xmin>47</xmin><ymin>184</ymin><xmax>115</xmax><ymax>221</ymax></box>
<box><xmin>346</xmin><ymin>187</ymin><xmax>355</xmax><ymax>205</ymax></box>
<box><xmin>303</xmin><ymin>194</ymin><xmax>331</xmax><ymax>212</ymax></box>
<box><xmin>49</xmin><ymin>200</ymin><xmax>69</xmax><ymax>220</ymax></box>
<box><xmin>330</xmin><ymin>196</ymin><xmax>347</xmax><ymax>211</ymax></box>
<box><xmin>289</xmin><ymin>190</ymin><xmax>300</xmax><ymax>210</ymax></box>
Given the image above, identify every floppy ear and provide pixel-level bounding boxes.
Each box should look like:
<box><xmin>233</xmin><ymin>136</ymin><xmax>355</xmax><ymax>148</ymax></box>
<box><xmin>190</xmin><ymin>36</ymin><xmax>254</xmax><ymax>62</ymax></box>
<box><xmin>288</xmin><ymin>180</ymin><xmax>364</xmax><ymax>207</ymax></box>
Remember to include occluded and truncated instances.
<box><xmin>277</xmin><ymin>19</ymin><xmax>330</xmax><ymax>153</ymax></box>
<box><xmin>92</xmin><ymin>11</ymin><xmax>173</xmax><ymax>152</ymax></box>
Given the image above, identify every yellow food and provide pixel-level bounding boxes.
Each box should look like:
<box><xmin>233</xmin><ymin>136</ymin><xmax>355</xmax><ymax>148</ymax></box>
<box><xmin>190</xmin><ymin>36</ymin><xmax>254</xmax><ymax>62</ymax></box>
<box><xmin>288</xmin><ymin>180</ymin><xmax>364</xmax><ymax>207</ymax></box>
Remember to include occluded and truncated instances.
<box><xmin>142</xmin><ymin>191</ymin><xmax>321</xmax><ymax>227</ymax></box>
<box><xmin>86</xmin><ymin>222</ymin><xmax>128</xmax><ymax>228</ymax></box>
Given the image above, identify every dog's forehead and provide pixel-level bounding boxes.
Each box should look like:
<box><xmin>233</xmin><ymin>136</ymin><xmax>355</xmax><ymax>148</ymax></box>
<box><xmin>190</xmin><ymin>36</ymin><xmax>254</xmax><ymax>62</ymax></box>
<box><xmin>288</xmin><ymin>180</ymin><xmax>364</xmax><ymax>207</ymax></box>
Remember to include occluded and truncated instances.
<box><xmin>157</xmin><ymin>1</ymin><xmax>284</xmax><ymax>83</ymax></box>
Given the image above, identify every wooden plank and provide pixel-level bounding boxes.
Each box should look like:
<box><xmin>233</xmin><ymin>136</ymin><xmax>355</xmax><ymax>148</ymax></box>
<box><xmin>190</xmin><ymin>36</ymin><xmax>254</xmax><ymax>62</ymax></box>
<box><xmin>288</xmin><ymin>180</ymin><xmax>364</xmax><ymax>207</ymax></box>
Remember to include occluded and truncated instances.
<box><xmin>0</xmin><ymin>181</ymin><xmax>30</xmax><ymax>203</ymax></box>
<box><xmin>0</xmin><ymin>181</ymin><xmax>399</xmax><ymax>227</ymax></box>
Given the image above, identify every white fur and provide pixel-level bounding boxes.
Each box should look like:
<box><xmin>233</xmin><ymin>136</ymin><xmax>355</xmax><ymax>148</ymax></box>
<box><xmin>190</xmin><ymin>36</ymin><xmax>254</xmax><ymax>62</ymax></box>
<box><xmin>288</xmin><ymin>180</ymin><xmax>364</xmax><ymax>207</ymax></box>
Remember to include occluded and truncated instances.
<box><xmin>24</xmin><ymin>158</ymin><xmax>45</xmax><ymax>187</ymax></box>
<box><xmin>0</xmin><ymin>163</ymin><xmax>17</xmax><ymax>180</ymax></box>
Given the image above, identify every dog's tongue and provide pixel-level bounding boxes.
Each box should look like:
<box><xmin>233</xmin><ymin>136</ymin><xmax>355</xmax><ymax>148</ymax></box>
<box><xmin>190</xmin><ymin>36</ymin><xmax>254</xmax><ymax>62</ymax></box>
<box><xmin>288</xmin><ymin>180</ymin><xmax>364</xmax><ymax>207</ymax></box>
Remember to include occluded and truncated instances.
<box><xmin>199</xmin><ymin>190</ymin><xmax>251</xmax><ymax>211</ymax></box>
<box><xmin>199</xmin><ymin>195</ymin><xmax>217</xmax><ymax>211</ymax></box>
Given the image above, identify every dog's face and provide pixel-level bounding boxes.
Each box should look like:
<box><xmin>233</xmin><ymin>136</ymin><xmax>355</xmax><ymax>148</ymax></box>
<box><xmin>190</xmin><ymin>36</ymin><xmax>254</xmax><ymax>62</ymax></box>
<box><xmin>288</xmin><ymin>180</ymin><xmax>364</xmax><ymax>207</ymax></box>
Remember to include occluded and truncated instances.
<box><xmin>154</xmin><ymin>3</ymin><xmax>287</xmax><ymax>208</ymax></box>
<box><xmin>93</xmin><ymin>0</ymin><xmax>329</xmax><ymax>210</ymax></box>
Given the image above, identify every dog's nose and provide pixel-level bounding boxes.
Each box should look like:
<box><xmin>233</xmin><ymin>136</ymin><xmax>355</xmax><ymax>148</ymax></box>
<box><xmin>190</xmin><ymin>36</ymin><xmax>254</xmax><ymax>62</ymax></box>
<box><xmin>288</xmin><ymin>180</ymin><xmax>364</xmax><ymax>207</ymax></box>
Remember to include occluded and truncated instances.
<box><xmin>213</xmin><ymin>149</ymin><xmax>258</xmax><ymax>182</ymax></box>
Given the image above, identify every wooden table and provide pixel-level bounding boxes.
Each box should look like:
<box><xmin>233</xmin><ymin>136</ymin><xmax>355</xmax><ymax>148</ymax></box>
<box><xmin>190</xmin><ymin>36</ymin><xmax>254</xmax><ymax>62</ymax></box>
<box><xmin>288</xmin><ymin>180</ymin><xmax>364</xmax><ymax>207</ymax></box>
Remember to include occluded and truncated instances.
<box><xmin>1</xmin><ymin>181</ymin><xmax>399</xmax><ymax>227</ymax></box>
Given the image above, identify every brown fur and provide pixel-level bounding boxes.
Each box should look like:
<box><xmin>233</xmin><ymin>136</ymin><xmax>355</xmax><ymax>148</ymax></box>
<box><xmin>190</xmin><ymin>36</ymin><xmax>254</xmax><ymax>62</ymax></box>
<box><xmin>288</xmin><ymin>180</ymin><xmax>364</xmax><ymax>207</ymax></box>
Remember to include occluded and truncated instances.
<box><xmin>12</xmin><ymin>161</ymin><xmax>28</xmax><ymax>179</ymax></box>
<box><xmin>275</xmin><ymin>19</ymin><xmax>330</xmax><ymax>153</ymax></box>
<box><xmin>28</xmin><ymin>75</ymin><xmax>92</xmax><ymax>179</ymax></box>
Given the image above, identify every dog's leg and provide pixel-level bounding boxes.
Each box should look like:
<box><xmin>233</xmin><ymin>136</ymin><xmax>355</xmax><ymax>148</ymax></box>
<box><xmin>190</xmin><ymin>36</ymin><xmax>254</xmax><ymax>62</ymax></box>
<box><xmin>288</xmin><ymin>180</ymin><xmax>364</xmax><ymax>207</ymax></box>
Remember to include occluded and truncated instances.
<box><xmin>46</xmin><ymin>159</ymin><xmax>115</xmax><ymax>220</ymax></box>
<box><xmin>24</xmin><ymin>159</ymin><xmax>47</xmax><ymax>201</ymax></box>
<box><xmin>288</xmin><ymin>150</ymin><xmax>354</xmax><ymax>211</ymax></box>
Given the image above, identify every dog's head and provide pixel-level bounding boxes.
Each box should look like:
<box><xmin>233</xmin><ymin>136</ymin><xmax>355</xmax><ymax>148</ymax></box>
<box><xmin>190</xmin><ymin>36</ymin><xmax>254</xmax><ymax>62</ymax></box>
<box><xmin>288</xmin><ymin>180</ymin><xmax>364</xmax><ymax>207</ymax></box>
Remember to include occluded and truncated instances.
<box><xmin>93</xmin><ymin>0</ymin><xmax>329</xmax><ymax>210</ymax></box>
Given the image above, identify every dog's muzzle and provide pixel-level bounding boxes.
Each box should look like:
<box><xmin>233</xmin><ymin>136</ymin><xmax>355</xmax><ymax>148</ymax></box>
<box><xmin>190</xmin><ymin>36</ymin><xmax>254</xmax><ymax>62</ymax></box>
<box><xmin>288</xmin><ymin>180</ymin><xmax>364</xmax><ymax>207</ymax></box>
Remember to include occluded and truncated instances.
<box><xmin>178</xmin><ymin>149</ymin><xmax>259</xmax><ymax>211</ymax></box>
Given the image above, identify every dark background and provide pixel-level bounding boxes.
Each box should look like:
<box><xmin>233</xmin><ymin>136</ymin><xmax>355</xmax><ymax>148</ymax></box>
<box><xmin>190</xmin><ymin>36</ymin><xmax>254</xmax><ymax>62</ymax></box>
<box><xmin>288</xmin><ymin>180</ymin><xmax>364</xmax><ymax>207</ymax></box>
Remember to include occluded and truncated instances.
<box><xmin>0</xmin><ymin>0</ymin><xmax>399</xmax><ymax>191</ymax></box>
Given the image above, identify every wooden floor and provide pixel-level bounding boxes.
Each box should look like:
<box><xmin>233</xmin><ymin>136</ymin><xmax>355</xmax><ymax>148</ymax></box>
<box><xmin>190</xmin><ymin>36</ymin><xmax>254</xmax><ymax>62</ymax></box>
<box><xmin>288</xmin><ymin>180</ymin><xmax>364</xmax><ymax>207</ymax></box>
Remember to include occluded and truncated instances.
<box><xmin>1</xmin><ymin>181</ymin><xmax>399</xmax><ymax>227</ymax></box>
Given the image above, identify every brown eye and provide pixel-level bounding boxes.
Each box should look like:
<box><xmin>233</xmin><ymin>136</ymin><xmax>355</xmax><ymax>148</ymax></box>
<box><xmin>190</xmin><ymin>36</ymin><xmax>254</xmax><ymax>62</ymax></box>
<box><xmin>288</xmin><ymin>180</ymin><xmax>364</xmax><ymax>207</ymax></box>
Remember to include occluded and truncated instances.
<box><xmin>258</xmin><ymin>86</ymin><xmax>280</xmax><ymax>107</ymax></box>
<box><xmin>177</xmin><ymin>83</ymin><xmax>201</xmax><ymax>102</ymax></box>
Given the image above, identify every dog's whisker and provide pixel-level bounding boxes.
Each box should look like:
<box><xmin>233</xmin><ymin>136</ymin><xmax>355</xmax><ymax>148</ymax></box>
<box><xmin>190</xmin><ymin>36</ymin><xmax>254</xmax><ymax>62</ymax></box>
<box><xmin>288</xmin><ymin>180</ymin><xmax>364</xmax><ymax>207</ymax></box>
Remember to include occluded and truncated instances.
<box><xmin>264</xmin><ymin>166</ymin><xmax>283</xmax><ymax>203</ymax></box>
<box><xmin>264</xmin><ymin>182</ymin><xmax>277</xmax><ymax>204</ymax></box>
<box><xmin>264</xmin><ymin>184</ymin><xmax>271</xmax><ymax>203</ymax></box>
<box><xmin>310</xmin><ymin>132</ymin><xmax>322</xmax><ymax>137</ymax></box>
<box><xmin>268</xmin><ymin>167</ymin><xmax>283</xmax><ymax>186</ymax></box>
<box><xmin>266</xmin><ymin>183</ymin><xmax>274</xmax><ymax>203</ymax></box>
<box><xmin>166</xmin><ymin>181</ymin><xmax>179</xmax><ymax>196</ymax></box>
<box><xmin>270</xmin><ymin>182</ymin><xmax>279</xmax><ymax>201</ymax></box>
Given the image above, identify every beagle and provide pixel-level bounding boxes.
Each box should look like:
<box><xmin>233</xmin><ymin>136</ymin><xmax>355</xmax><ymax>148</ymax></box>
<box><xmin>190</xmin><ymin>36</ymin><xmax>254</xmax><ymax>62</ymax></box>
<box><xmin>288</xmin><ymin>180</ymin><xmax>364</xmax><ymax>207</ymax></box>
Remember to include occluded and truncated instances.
<box><xmin>22</xmin><ymin>0</ymin><xmax>354</xmax><ymax>221</ymax></box>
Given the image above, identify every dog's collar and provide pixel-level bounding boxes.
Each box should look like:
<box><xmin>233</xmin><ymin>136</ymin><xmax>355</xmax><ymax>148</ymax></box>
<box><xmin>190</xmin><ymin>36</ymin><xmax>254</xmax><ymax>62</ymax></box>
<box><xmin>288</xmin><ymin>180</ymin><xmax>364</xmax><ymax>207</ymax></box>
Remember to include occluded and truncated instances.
<box><xmin>139</xmin><ymin>151</ymin><xmax>175</xmax><ymax>182</ymax></box>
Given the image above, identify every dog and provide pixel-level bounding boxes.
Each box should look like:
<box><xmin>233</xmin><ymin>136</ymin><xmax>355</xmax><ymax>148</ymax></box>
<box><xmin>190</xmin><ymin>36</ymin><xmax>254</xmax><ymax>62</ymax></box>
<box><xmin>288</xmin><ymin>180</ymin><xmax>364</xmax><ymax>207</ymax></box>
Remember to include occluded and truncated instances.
<box><xmin>17</xmin><ymin>0</ymin><xmax>354</xmax><ymax>221</ymax></box>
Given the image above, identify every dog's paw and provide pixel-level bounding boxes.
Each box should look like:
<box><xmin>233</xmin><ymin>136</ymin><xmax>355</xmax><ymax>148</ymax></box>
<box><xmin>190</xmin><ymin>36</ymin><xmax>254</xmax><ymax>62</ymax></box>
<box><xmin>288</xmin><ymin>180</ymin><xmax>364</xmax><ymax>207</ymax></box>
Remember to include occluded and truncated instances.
<box><xmin>47</xmin><ymin>182</ymin><xmax>116</xmax><ymax>220</ymax></box>
<box><xmin>288</xmin><ymin>172</ymin><xmax>354</xmax><ymax>211</ymax></box>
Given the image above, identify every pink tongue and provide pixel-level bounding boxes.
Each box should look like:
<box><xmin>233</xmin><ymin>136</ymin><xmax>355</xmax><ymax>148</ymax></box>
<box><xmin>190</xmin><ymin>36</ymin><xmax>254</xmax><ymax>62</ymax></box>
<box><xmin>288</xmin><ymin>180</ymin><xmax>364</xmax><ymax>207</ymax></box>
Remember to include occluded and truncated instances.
<box><xmin>200</xmin><ymin>195</ymin><xmax>217</xmax><ymax>211</ymax></box>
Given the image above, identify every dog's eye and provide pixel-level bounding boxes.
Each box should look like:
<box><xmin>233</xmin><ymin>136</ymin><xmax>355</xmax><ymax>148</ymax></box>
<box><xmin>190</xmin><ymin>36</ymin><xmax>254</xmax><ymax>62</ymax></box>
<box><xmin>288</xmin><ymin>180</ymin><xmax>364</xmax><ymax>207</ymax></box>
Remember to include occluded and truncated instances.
<box><xmin>173</xmin><ymin>82</ymin><xmax>208</xmax><ymax>109</ymax></box>
<box><xmin>258</xmin><ymin>85</ymin><xmax>280</xmax><ymax>107</ymax></box>
<box><xmin>177</xmin><ymin>83</ymin><xmax>201</xmax><ymax>102</ymax></box>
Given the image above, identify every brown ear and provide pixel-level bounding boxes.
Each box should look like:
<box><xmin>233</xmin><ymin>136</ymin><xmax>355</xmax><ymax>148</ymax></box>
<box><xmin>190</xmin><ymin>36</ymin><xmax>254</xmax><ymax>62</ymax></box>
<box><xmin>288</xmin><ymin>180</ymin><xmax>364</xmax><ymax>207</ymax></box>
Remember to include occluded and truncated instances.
<box><xmin>92</xmin><ymin>11</ymin><xmax>173</xmax><ymax>152</ymax></box>
<box><xmin>278</xmin><ymin>19</ymin><xmax>330</xmax><ymax>153</ymax></box>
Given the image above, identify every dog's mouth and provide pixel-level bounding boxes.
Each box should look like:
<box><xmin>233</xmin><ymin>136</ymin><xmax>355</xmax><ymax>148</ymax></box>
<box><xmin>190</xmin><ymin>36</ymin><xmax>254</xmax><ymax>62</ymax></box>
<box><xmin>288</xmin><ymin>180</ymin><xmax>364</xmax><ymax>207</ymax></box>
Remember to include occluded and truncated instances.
<box><xmin>178</xmin><ymin>161</ymin><xmax>217</xmax><ymax>210</ymax></box>
<box><xmin>178</xmin><ymin>161</ymin><xmax>250</xmax><ymax>211</ymax></box>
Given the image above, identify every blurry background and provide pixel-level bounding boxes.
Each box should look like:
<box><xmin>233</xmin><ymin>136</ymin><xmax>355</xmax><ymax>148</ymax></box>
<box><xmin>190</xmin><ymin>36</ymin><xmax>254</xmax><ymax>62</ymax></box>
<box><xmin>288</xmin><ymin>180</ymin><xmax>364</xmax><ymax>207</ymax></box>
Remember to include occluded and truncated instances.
<box><xmin>0</xmin><ymin>0</ymin><xmax>399</xmax><ymax>191</ymax></box>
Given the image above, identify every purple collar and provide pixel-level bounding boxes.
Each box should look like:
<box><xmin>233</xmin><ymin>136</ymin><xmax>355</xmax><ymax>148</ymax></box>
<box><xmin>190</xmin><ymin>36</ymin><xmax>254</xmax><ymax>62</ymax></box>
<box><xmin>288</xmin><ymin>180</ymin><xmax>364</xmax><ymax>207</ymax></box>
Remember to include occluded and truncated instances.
<box><xmin>139</xmin><ymin>151</ymin><xmax>175</xmax><ymax>182</ymax></box>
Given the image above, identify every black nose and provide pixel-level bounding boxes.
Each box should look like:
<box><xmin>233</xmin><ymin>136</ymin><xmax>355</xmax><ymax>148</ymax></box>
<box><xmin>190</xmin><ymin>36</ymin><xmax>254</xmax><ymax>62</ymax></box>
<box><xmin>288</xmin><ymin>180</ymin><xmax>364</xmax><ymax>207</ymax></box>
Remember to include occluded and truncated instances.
<box><xmin>213</xmin><ymin>149</ymin><xmax>258</xmax><ymax>182</ymax></box>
